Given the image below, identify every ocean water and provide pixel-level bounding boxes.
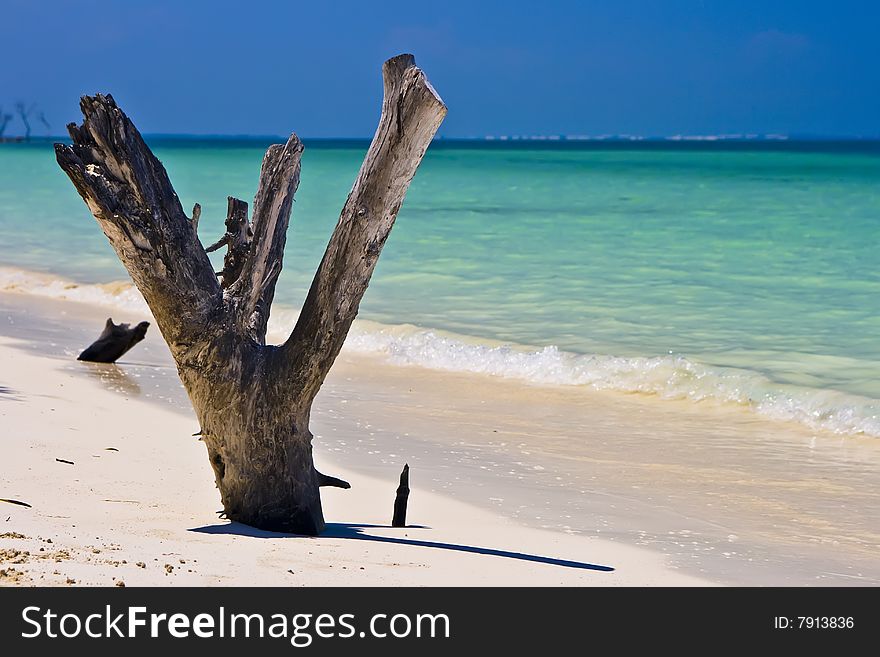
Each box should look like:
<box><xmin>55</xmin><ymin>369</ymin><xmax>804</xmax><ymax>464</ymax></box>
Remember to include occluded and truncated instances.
<box><xmin>1</xmin><ymin>138</ymin><xmax>879</xmax><ymax>436</ymax></box>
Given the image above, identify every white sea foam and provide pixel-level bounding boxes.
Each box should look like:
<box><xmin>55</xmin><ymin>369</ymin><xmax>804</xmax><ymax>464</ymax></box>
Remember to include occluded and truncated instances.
<box><xmin>0</xmin><ymin>267</ymin><xmax>149</xmax><ymax>314</ymax></box>
<box><xmin>4</xmin><ymin>267</ymin><xmax>878</xmax><ymax>438</ymax></box>
<box><xmin>339</xmin><ymin>321</ymin><xmax>880</xmax><ymax>438</ymax></box>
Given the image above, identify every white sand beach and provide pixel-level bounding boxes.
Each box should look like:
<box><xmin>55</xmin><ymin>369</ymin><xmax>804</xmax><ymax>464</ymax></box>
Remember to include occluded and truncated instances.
<box><xmin>0</xmin><ymin>291</ymin><xmax>712</xmax><ymax>587</ymax></box>
<box><xmin>3</xmin><ymin>281</ymin><xmax>880</xmax><ymax>586</ymax></box>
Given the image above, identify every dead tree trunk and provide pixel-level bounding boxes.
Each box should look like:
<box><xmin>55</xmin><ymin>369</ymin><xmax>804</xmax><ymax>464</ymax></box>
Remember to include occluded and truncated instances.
<box><xmin>55</xmin><ymin>54</ymin><xmax>446</xmax><ymax>535</ymax></box>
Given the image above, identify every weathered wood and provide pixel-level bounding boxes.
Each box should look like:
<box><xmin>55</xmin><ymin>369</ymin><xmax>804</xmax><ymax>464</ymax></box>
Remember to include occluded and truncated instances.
<box><xmin>230</xmin><ymin>135</ymin><xmax>303</xmax><ymax>343</ymax></box>
<box><xmin>284</xmin><ymin>54</ymin><xmax>447</xmax><ymax>404</ymax></box>
<box><xmin>77</xmin><ymin>318</ymin><xmax>149</xmax><ymax>363</ymax></box>
<box><xmin>55</xmin><ymin>54</ymin><xmax>446</xmax><ymax>535</ymax></box>
<box><xmin>205</xmin><ymin>197</ymin><xmax>251</xmax><ymax>288</ymax></box>
<box><xmin>392</xmin><ymin>464</ymin><xmax>410</xmax><ymax>528</ymax></box>
<box><xmin>0</xmin><ymin>498</ymin><xmax>32</xmax><ymax>508</ymax></box>
<box><xmin>316</xmin><ymin>471</ymin><xmax>351</xmax><ymax>489</ymax></box>
<box><xmin>55</xmin><ymin>94</ymin><xmax>222</xmax><ymax>354</ymax></box>
<box><xmin>190</xmin><ymin>203</ymin><xmax>202</xmax><ymax>234</ymax></box>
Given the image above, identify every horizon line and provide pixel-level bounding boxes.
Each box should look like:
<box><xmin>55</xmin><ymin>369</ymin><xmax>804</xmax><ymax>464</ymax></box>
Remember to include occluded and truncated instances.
<box><xmin>13</xmin><ymin>133</ymin><xmax>880</xmax><ymax>143</ymax></box>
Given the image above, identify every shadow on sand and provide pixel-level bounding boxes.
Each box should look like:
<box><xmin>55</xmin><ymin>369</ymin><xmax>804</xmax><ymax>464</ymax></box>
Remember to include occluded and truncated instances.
<box><xmin>190</xmin><ymin>521</ymin><xmax>614</xmax><ymax>573</ymax></box>
<box><xmin>0</xmin><ymin>385</ymin><xmax>22</xmax><ymax>401</ymax></box>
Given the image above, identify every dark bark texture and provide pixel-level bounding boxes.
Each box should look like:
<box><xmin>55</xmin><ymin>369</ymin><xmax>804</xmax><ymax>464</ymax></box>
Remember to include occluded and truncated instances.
<box><xmin>55</xmin><ymin>54</ymin><xmax>446</xmax><ymax>534</ymax></box>
<box><xmin>78</xmin><ymin>318</ymin><xmax>149</xmax><ymax>363</ymax></box>
<box><xmin>392</xmin><ymin>464</ymin><xmax>410</xmax><ymax>528</ymax></box>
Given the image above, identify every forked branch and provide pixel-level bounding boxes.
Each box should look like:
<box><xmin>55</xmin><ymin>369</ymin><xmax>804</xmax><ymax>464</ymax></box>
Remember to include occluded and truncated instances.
<box><xmin>283</xmin><ymin>54</ymin><xmax>447</xmax><ymax>400</ymax></box>
<box><xmin>54</xmin><ymin>55</ymin><xmax>446</xmax><ymax>535</ymax></box>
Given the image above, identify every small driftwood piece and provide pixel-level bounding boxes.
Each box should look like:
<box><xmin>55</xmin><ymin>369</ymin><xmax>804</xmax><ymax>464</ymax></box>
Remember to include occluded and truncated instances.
<box><xmin>0</xmin><ymin>498</ymin><xmax>32</xmax><ymax>508</ymax></box>
<box><xmin>77</xmin><ymin>318</ymin><xmax>149</xmax><ymax>363</ymax></box>
<box><xmin>392</xmin><ymin>464</ymin><xmax>410</xmax><ymax>528</ymax></box>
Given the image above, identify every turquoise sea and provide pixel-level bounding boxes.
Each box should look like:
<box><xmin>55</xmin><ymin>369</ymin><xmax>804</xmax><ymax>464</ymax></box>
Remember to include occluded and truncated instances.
<box><xmin>1</xmin><ymin>138</ymin><xmax>879</xmax><ymax>436</ymax></box>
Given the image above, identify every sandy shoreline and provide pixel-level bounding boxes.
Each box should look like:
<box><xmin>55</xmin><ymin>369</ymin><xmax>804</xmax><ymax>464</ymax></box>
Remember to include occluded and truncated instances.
<box><xmin>2</xmin><ymin>288</ymin><xmax>880</xmax><ymax>586</ymax></box>
<box><xmin>0</xmin><ymin>292</ymin><xmax>709</xmax><ymax>586</ymax></box>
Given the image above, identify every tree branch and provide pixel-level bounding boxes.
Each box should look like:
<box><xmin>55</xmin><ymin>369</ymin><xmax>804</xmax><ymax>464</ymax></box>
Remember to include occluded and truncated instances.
<box><xmin>282</xmin><ymin>54</ymin><xmax>446</xmax><ymax>401</ymax></box>
<box><xmin>316</xmin><ymin>470</ymin><xmax>351</xmax><ymax>489</ymax></box>
<box><xmin>230</xmin><ymin>135</ymin><xmax>303</xmax><ymax>343</ymax></box>
<box><xmin>190</xmin><ymin>203</ymin><xmax>202</xmax><ymax>234</ymax></box>
<box><xmin>54</xmin><ymin>94</ymin><xmax>221</xmax><ymax>354</ymax></box>
<box><xmin>206</xmin><ymin>196</ymin><xmax>252</xmax><ymax>288</ymax></box>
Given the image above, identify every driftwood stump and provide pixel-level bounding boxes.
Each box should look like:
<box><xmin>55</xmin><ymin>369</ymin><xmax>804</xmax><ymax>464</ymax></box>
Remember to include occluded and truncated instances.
<box><xmin>55</xmin><ymin>54</ymin><xmax>446</xmax><ymax>535</ymax></box>
<box><xmin>392</xmin><ymin>464</ymin><xmax>410</xmax><ymax>528</ymax></box>
<box><xmin>78</xmin><ymin>318</ymin><xmax>149</xmax><ymax>363</ymax></box>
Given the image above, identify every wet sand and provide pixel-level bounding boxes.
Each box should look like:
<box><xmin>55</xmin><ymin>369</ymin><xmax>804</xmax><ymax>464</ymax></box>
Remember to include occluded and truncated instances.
<box><xmin>2</xmin><ymin>291</ymin><xmax>879</xmax><ymax>585</ymax></box>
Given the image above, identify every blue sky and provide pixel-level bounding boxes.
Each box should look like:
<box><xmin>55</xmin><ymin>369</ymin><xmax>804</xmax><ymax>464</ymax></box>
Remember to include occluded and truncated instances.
<box><xmin>3</xmin><ymin>0</ymin><xmax>878</xmax><ymax>137</ymax></box>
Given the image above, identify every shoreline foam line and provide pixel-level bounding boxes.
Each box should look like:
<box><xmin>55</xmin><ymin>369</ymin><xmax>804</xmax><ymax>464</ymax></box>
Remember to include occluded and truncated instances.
<box><xmin>3</xmin><ymin>265</ymin><xmax>877</xmax><ymax>438</ymax></box>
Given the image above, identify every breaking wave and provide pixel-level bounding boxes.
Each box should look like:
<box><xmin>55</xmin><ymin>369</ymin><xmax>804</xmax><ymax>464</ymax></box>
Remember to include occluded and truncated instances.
<box><xmin>4</xmin><ymin>266</ymin><xmax>877</xmax><ymax>438</ymax></box>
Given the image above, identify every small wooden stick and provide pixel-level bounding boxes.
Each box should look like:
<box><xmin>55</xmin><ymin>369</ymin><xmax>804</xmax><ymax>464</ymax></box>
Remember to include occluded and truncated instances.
<box><xmin>316</xmin><ymin>470</ymin><xmax>351</xmax><ymax>489</ymax></box>
<box><xmin>392</xmin><ymin>464</ymin><xmax>410</xmax><ymax>528</ymax></box>
<box><xmin>0</xmin><ymin>498</ymin><xmax>32</xmax><ymax>508</ymax></box>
